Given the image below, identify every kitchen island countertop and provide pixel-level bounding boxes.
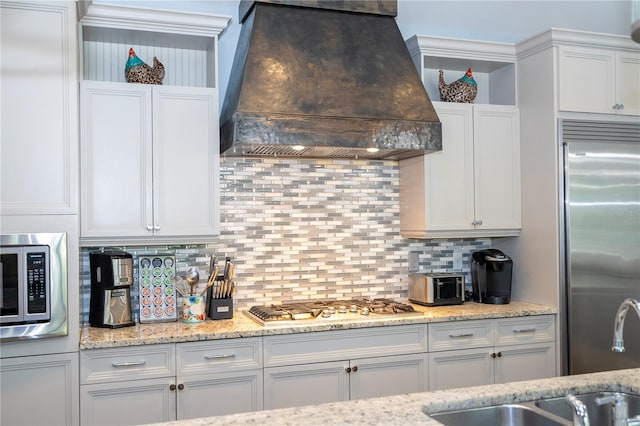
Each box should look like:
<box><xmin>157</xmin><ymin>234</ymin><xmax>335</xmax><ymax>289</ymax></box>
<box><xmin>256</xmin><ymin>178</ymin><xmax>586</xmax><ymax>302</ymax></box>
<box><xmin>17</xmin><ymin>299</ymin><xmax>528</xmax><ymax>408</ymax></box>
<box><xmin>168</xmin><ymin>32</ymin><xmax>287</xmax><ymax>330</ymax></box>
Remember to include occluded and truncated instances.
<box><xmin>80</xmin><ymin>300</ymin><xmax>556</xmax><ymax>349</ymax></box>
<box><xmin>145</xmin><ymin>368</ymin><xmax>640</xmax><ymax>426</ymax></box>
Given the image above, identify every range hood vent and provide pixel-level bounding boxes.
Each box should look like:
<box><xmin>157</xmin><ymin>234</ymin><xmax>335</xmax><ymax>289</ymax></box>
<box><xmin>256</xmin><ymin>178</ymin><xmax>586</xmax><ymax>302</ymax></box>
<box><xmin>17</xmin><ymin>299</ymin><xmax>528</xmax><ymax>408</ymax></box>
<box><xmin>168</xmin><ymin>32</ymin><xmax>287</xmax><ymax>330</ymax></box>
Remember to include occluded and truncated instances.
<box><xmin>220</xmin><ymin>0</ymin><xmax>442</xmax><ymax>160</ymax></box>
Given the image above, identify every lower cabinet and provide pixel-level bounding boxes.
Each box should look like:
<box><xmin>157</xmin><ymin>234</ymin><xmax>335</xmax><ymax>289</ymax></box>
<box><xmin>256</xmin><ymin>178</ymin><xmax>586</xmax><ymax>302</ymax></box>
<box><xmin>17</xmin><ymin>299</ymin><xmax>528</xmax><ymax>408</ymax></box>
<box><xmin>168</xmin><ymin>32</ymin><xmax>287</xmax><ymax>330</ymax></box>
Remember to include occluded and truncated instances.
<box><xmin>1</xmin><ymin>352</ymin><xmax>79</xmax><ymax>426</ymax></box>
<box><xmin>80</xmin><ymin>338</ymin><xmax>263</xmax><ymax>426</ymax></box>
<box><xmin>427</xmin><ymin>316</ymin><xmax>557</xmax><ymax>391</ymax></box>
<box><xmin>263</xmin><ymin>325</ymin><xmax>429</xmax><ymax>410</ymax></box>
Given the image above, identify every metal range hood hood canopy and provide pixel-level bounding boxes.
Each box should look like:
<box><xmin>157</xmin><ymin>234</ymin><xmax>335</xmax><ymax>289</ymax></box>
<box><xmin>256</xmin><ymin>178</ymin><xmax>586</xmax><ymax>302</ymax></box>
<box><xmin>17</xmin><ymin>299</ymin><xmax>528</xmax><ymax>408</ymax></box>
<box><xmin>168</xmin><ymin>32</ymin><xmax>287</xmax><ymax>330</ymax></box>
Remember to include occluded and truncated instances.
<box><xmin>220</xmin><ymin>0</ymin><xmax>441</xmax><ymax>160</ymax></box>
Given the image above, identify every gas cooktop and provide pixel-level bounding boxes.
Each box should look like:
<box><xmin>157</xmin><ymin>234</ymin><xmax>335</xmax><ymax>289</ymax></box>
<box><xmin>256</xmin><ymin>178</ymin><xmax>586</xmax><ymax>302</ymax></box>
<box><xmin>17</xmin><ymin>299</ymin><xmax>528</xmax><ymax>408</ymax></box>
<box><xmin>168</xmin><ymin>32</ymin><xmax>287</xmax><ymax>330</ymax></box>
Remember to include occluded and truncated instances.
<box><xmin>244</xmin><ymin>298</ymin><xmax>423</xmax><ymax>326</ymax></box>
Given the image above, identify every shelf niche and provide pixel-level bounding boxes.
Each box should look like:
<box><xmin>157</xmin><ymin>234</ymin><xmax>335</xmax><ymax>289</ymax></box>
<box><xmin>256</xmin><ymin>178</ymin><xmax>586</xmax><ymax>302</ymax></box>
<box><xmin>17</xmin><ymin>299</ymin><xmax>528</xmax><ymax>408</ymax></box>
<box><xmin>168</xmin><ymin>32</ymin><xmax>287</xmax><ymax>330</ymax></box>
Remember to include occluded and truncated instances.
<box><xmin>406</xmin><ymin>35</ymin><xmax>517</xmax><ymax>106</ymax></box>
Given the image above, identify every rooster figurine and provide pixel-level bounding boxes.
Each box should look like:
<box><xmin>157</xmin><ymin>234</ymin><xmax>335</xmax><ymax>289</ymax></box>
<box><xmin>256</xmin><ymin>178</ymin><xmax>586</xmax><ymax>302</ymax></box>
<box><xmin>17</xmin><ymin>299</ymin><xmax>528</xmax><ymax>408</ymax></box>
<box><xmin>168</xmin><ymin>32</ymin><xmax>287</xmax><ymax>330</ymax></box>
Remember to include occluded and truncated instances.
<box><xmin>438</xmin><ymin>68</ymin><xmax>477</xmax><ymax>103</ymax></box>
<box><xmin>125</xmin><ymin>48</ymin><xmax>165</xmax><ymax>85</ymax></box>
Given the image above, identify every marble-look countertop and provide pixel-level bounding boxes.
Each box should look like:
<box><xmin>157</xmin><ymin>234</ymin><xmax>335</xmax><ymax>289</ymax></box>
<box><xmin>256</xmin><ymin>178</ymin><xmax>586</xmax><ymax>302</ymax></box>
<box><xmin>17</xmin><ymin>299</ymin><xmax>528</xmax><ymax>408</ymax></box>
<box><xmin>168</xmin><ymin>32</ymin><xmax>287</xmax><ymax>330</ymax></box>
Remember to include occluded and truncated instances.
<box><xmin>80</xmin><ymin>300</ymin><xmax>556</xmax><ymax>349</ymax></box>
<box><xmin>146</xmin><ymin>368</ymin><xmax>640</xmax><ymax>426</ymax></box>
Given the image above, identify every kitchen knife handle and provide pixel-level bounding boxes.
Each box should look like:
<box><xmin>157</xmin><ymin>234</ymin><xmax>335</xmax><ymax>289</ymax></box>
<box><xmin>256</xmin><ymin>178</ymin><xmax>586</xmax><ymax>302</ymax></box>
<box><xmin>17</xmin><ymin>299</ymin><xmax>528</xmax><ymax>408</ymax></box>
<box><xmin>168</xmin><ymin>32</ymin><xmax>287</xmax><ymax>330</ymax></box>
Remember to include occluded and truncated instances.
<box><xmin>513</xmin><ymin>328</ymin><xmax>536</xmax><ymax>333</ymax></box>
<box><xmin>112</xmin><ymin>361</ymin><xmax>146</xmax><ymax>368</ymax></box>
<box><xmin>204</xmin><ymin>354</ymin><xmax>236</xmax><ymax>360</ymax></box>
<box><xmin>448</xmin><ymin>333</ymin><xmax>474</xmax><ymax>338</ymax></box>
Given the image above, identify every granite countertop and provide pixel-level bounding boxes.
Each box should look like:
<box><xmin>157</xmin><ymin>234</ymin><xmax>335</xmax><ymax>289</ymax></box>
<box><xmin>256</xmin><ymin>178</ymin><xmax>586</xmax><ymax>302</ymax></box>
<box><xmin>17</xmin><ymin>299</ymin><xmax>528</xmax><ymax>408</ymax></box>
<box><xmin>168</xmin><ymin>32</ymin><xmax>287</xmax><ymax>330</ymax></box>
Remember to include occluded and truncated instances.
<box><xmin>80</xmin><ymin>300</ymin><xmax>556</xmax><ymax>349</ymax></box>
<box><xmin>147</xmin><ymin>368</ymin><xmax>640</xmax><ymax>426</ymax></box>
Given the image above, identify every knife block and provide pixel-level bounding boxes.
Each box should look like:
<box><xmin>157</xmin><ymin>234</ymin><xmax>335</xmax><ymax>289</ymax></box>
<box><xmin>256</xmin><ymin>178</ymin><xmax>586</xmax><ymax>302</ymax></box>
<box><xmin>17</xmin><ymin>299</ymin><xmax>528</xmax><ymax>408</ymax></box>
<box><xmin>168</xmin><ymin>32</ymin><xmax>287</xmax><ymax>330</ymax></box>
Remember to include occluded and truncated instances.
<box><xmin>207</xmin><ymin>296</ymin><xmax>233</xmax><ymax>320</ymax></box>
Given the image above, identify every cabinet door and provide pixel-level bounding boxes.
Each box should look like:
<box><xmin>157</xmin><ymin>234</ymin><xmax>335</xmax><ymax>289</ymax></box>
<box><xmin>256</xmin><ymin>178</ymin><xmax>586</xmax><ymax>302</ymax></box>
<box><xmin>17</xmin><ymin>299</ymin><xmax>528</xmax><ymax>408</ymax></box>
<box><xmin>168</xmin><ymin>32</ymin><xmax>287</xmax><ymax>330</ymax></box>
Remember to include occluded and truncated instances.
<box><xmin>81</xmin><ymin>378</ymin><xmax>175</xmax><ymax>426</ymax></box>
<box><xmin>264</xmin><ymin>361</ymin><xmax>350</xmax><ymax>409</ymax></box>
<box><xmin>0</xmin><ymin>1</ymin><xmax>78</xmax><ymax>215</ymax></box>
<box><xmin>1</xmin><ymin>352</ymin><xmax>79</xmax><ymax>426</ymax></box>
<box><xmin>349</xmin><ymin>353</ymin><xmax>428</xmax><ymax>400</ymax></box>
<box><xmin>473</xmin><ymin>105</ymin><xmax>521</xmax><ymax>231</ymax></box>
<box><xmin>558</xmin><ymin>45</ymin><xmax>616</xmax><ymax>114</ymax></box>
<box><xmin>616</xmin><ymin>51</ymin><xmax>640</xmax><ymax>116</ymax></box>
<box><xmin>428</xmin><ymin>348</ymin><xmax>493</xmax><ymax>391</ymax></box>
<box><xmin>177</xmin><ymin>370</ymin><xmax>263</xmax><ymax>419</ymax></box>
<box><xmin>424</xmin><ymin>102</ymin><xmax>475</xmax><ymax>231</ymax></box>
<box><xmin>494</xmin><ymin>342</ymin><xmax>557</xmax><ymax>385</ymax></box>
<box><xmin>81</xmin><ymin>81</ymin><xmax>153</xmax><ymax>238</ymax></box>
<box><xmin>152</xmin><ymin>86</ymin><xmax>220</xmax><ymax>237</ymax></box>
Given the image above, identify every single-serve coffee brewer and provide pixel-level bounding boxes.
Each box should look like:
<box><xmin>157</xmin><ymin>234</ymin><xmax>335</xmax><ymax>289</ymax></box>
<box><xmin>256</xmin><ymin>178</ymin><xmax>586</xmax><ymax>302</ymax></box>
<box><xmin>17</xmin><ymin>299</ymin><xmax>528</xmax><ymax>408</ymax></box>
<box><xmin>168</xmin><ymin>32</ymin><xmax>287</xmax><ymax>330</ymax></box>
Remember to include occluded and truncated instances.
<box><xmin>89</xmin><ymin>250</ymin><xmax>135</xmax><ymax>328</ymax></box>
<box><xmin>471</xmin><ymin>249</ymin><xmax>513</xmax><ymax>304</ymax></box>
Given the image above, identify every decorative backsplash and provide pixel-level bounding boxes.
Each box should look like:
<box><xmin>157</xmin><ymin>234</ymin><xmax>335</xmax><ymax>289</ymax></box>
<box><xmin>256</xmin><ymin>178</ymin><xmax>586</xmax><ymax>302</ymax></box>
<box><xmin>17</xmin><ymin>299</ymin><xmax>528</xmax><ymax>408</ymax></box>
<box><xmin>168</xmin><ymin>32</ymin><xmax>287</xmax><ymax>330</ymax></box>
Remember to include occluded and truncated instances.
<box><xmin>79</xmin><ymin>157</ymin><xmax>491</xmax><ymax>324</ymax></box>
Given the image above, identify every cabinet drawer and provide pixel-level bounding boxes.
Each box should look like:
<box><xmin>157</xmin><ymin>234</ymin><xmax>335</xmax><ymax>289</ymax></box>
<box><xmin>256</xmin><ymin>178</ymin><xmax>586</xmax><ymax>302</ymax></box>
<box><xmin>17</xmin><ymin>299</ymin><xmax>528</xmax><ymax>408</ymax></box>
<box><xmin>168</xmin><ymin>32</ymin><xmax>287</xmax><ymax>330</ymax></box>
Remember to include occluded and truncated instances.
<box><xmin>495</xmin><ymin>315</ymin><xmax>556</xmax><ymax>345</ymax></box>
<box><xmin>429</xmin><ymin>320</ymin><xmax>493</xmax><ymax>352</ymax></box>
<box><xmin>80</xmin><ymin>344</ymin><xmax>175</xmax><ymax>385</ymax></box>
<box><xmin>177</xmin><ymin>337</ymin><xmax>262</xmax><ymax>375</ymax></box>
<box><xmin>264</xmin><ymin>325</ymin><xmax>428</xmax><ymax>367</ymax></box>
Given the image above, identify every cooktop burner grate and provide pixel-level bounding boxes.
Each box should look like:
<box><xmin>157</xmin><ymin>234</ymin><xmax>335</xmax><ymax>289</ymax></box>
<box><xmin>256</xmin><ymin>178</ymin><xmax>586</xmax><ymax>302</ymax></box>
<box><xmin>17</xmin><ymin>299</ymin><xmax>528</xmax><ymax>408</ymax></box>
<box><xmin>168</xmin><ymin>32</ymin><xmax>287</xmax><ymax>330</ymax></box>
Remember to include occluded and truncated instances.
<box><xmin>245</xmin><ymin>298</ymin><xmax>421</xmax><ymax>325</ymax></box>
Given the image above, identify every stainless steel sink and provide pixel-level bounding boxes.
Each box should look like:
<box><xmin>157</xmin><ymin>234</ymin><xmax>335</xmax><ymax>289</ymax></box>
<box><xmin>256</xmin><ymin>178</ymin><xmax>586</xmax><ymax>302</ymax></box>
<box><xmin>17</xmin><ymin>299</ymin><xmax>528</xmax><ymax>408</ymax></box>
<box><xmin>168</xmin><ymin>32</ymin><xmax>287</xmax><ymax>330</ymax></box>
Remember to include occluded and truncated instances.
<box><xmin>429</xmin><ymin>404</ymin><xmax>571</xmax><ymax>426</ymax></box>
<box><xmin>534</xmin><ymin>392</ymin><xmax>640</xmax><ymax>424</ymax></box>
<box><xmin>427</xmin><ymin>392</ymin><xmax>640</xmax><ymax>426</ymax></box>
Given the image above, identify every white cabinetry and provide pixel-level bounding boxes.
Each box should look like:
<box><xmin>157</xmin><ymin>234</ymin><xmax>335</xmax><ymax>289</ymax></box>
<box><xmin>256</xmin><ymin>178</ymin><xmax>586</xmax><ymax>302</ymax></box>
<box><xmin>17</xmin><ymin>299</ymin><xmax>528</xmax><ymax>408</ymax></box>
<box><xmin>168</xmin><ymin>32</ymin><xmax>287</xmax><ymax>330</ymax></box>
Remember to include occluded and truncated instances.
<box><xmin>1</xmin><ymin>352</ymin><xmax>79</xmax><ymax>426</ymax></box>
<box><xmin>400</xmin><ymin>102</ymin><xmax>521</xmax><ymax>238</ymax></box>
<box><xmin>558</xmin><ymin>45</ymin><xmax>640</xmax><ymax>116</ymax></box>
<box><xmin>176</xmin><ymin>339</ymin><xmax>263</xmax><ymax>419</ymax></box>
<box><xmin>80</xmin><ymin>81</ymin><xmax>220</xmax><ymax>245</ymax></box>
<box><xmin>263</xmin><ymin>325</ymin><xmax>428</xmax><ymax>409</ymax></box>
<box><xmin>428</xmin><ymin>316</ymin><xmax>556</xmax><ymax>391</ymax></box>
<box><xmin>80</xmin><ymin>338</ymin><xmax>263</xmax><ymax>426</ymax></box>
<box><xmin>401</xmin><ymin>35</ymin><xmax>521</xmax><ymax>239</ymax></box>
<box><xmin>1</xmin><ymin>0</ymin><xmax>78</xmax><ymax>215</ymax></box>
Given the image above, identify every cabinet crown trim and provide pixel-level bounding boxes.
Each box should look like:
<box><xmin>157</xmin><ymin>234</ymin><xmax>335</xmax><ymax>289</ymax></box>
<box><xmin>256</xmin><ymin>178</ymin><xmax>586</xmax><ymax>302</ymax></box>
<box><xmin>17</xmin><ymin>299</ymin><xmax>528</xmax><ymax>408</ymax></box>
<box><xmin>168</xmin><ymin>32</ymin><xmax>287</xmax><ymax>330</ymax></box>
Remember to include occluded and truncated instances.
<box><xmin>78</xmin><ymin>1</ymin><xmax>231</xmax><ymax>40</ymax></box>
<box><xmin>406</xmin><ymin>34</ymin><xmax>516</xmax><ymax>65</ymax></box>
<box><xmin>517</xmin><ymin>27</ymin><xmax>640</xmax><ymax>59</ymax></box>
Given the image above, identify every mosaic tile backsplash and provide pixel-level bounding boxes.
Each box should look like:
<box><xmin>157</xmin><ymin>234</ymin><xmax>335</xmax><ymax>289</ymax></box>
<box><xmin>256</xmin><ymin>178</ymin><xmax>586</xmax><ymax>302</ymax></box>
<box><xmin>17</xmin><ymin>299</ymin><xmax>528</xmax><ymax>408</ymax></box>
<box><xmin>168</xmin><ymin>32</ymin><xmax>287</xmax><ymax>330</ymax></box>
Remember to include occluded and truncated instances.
<box><xmin>80</xmin><ymin>158</ymin><xmax>491</xmax><ymax>324</ymax></box>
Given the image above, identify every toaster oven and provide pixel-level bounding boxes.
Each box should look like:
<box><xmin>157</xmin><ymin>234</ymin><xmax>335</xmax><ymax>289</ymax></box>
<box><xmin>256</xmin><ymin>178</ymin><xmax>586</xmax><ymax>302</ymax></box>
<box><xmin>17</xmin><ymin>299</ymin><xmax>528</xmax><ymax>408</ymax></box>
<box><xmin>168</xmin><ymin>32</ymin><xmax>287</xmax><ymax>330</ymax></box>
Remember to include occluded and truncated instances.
<box><xmin>408</xmin><ymin>273</ymin><xmax>464</xmax><ymax>306</ymax></box>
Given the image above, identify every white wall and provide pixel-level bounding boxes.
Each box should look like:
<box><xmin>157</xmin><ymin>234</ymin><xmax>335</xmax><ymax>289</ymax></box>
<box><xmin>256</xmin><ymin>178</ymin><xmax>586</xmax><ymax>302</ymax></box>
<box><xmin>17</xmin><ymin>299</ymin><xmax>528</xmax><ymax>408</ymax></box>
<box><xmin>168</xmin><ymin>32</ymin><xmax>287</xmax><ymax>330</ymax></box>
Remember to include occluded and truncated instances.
<box><xmin>92</xmin><ymin>0</ymin><xmax>634</xmax><ymax>110</ymax></box>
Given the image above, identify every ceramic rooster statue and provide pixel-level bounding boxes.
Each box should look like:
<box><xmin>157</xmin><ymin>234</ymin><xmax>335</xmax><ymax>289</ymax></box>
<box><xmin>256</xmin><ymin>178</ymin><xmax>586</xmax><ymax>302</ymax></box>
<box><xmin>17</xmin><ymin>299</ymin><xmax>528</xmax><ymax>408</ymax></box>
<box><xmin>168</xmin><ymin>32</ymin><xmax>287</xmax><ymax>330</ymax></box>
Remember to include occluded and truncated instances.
<box><xmin>125</xmin><ymin>48</ymin><xmax>165</xmax><ymax>85</ymax></box>
<box><xmin>438</xmin><ymin>68</ymin><xmax>477</xmax><ymax>103</ymax></box>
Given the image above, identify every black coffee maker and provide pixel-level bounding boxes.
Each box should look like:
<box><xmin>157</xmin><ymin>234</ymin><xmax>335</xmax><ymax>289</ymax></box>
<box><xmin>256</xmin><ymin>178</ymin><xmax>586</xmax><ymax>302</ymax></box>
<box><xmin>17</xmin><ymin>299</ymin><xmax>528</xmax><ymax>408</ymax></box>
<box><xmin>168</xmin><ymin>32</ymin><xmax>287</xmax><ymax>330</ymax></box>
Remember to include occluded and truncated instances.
<box><xmin>471</xmin><ymin>249</ymin><xmax>513</xmax><ymax>304</ymax></box>
<box><xmin>89</xmin><ymin>250</ymin><xmax>136</xmax><ymax>328</ymax></box>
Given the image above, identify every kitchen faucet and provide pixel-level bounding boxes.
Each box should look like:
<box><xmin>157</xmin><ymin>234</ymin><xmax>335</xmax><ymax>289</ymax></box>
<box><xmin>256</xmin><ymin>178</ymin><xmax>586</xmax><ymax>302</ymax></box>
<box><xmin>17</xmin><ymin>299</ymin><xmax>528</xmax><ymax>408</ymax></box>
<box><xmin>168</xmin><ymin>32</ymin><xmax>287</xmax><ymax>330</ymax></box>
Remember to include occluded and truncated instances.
<box><xmin>565</xmin><ymin>394</ymin><xmax>590</xmax><ymax>426</ymax></box>
<box><xmin>612</xmin><ymin>298</ymin><xmax>640</xmax><ymax>352</ymax></box>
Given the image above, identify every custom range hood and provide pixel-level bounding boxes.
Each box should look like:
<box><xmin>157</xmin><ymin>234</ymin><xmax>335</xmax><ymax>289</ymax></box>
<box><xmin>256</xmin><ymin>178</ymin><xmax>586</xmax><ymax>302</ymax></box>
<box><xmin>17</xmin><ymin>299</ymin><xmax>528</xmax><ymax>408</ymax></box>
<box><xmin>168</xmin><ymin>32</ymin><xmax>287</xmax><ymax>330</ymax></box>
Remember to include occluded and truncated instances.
<box><xmin>220</xmin><ymin>0</ymin><xmax>441</xmax><ymax>160</ymax></box>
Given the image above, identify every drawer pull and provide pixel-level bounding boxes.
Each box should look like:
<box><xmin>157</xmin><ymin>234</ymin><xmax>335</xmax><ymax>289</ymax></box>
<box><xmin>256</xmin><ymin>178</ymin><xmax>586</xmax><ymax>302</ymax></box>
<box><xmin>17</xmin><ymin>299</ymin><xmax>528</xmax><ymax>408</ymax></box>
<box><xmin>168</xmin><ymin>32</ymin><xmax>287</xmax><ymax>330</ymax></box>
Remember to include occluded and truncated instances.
<box><xmin>204</xmin><ymin>354</ymin><xmax>236</xmax><ymax>360</ymax></box>
<box><xmin>449</xmin><ymin>333</ymin><xmax>474</xmax><ymax>338</ymax></box>
<box><xmin>111</xmin><ymin>361</ymin><xmax>146</xmax><ymax>368</ymax></box>
<box><xmin>513</xmin><ymin>328</ymin><xmax>536</xmax><ymax>333</ymax></box>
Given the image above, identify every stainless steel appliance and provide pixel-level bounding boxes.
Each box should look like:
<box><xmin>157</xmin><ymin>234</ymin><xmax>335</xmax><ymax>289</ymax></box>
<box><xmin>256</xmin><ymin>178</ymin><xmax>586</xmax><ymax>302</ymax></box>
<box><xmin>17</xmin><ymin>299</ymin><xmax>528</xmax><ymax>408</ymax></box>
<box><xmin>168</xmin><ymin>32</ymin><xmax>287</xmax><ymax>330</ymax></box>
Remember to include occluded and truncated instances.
<box><xmin>244</xmin><ymin>298</ymin><xmax>422</xmax><ymax>326</ymax></box>
<box><xmin>561</xmin><ymin>119</ymin><xmax>640</xmax><ymax>374</ymax></box>
<box><xmin>471</xmin><ymin>249</ymin><xmax>513</xmax><ymax>304</ymax></box>
<box><xmin>0</xmin><ymin>232</ymin><xmax>68</xmax><ymax>341</ymax></box>
<box><xmin>89</xmin><ymin>250</ymin><xmax>135</xmax><ymax>328</ymax></box>
<box><xmin>408</xmin><ymin>273</ymin><xmax>464</xmax><ymax>306</ymax></box>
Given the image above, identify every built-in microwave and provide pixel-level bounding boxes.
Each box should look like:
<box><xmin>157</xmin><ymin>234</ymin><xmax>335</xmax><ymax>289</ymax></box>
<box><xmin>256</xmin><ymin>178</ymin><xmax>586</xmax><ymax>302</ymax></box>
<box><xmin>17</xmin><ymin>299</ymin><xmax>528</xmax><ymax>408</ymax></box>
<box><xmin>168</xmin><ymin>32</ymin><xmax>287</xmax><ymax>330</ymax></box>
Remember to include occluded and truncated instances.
<box><xmin>0</xmin><ymin>233</ymin><xmax>68</xmax><ymax>341</ymax></box>
<box><xmin>0</xmin><ymin>245</ymin><xmax>51</xmax><ymax>324</ymax></box>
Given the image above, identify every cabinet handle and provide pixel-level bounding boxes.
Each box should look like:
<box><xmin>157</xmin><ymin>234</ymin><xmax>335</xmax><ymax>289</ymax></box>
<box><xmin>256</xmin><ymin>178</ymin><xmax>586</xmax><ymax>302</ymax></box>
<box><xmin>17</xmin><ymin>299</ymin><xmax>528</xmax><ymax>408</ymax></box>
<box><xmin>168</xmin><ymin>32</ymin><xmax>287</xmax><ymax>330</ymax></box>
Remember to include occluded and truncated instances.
<box><xmin>170</xmin><ymin>384</ymin><xmax>176</xmax><ymax>391</ymax></box>
<box><xmin>497</xmin><ymin>351</ymin><xmax>502</xmax><ymax>358</ymax></box>
<box><xmin>154</xmin><ymin>225</ymin><xmax>160</xmax><ymax>231</ymax></box>
<box><xmin>513</xmin><ymin>328</ymin><xmax>536</xmax><ymax>333</ymax></box>
<box><xmin>111</xmin><ymin>361</ymin><xmax>146</xmax><ymax>368</ymax></box>
<box><xmin>352</xmin><ymin>366</ymin><xmax>358</xmax><ymax>372</ymax></box>
<box><xmin>345</xmin><ymin>367</ymin><xmax>351</xmax><ymax>373</ymax></box>
<box><xmin>491</xmin><ymin>352</ymin><xmax>503</xmax><ymax>358</ymax></box>
<box><xmin>178</xmin><ymin>383</ymin><xmax>184</xmax><ymax>390</ymax></box>
<box><xmin>449</xmin><ymin>333</ymin><xmax>474</xmax><ymax>338</ymax></box>
<box><xmin>204</xmin><ymin>354</ymin><xmax>236</xmax><ymax>360</ymax></box>
<box><xmin>146</xmin><ymin>225</ymin><xmax>153</xmax><ymax>231</ymax></box>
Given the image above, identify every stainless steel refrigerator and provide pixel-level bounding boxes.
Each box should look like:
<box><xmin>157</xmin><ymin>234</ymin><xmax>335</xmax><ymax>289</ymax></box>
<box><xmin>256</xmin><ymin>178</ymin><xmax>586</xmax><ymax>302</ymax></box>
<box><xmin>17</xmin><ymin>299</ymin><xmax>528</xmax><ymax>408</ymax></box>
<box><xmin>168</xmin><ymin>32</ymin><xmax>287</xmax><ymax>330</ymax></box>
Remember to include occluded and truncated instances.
<box><xmin>562</xmin><ymin>119</ymin><xmax>640</xmax><ymax>374</ymax></box>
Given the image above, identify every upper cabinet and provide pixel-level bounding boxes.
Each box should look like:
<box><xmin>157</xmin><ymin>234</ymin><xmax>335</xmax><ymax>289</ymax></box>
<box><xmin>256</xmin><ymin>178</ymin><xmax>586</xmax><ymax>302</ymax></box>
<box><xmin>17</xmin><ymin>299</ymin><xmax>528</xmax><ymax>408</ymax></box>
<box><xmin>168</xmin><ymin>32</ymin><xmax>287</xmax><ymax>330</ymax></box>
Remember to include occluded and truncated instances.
<box><xmin>401</xmin><ymin>36</ymin><xmax>521</xmax><ymax>239</ymax></box>
<box><xmin>400</xmin><ymin>102</ymin><xmax>521</xmax><ymax>239</ymax></box>
<box><xmin>558</xmin><ymin>45</ymin><xmax>640</xmax><ymax>116</ymax></box>
<box><xmin>1</xmin><ymin>1</ymin><xmax>79</xmax><ymax>216</ymax></box>
<box><xmin>81</xmin><ymin>81</ymin><xmax>220</xmax><ymax>245</ymax></box>
<box><xmin>77</xmin><ymin>2</ymin><xmax>230</xmax><ymax>245</ymax></box>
